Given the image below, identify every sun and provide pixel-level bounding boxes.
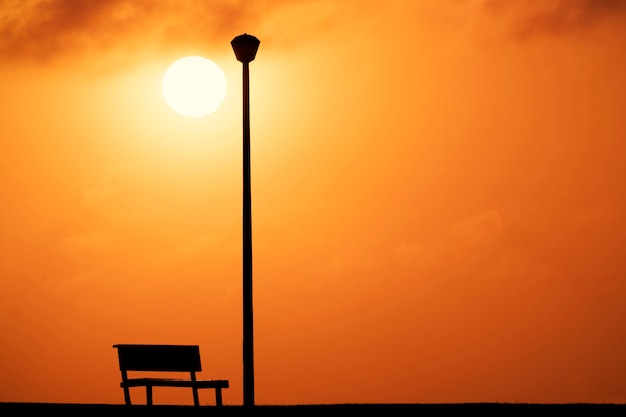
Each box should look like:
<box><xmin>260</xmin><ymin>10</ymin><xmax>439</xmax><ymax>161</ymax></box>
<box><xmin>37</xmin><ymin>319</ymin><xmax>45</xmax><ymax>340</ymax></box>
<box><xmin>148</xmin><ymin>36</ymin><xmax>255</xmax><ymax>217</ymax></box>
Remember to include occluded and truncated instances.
<box><xmin>161</xmin><ymin>56</ymin><xmax>227</xmax><ymax>118</ymax></box>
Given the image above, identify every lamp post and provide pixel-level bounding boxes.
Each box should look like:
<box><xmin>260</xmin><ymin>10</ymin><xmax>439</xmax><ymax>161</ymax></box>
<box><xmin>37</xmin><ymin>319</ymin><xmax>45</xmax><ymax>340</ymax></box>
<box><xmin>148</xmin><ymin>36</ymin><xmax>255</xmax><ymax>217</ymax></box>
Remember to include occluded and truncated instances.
<box><xmin>231</xmin><ymin>33</ymin><xmax>260</xmax><ymax>408</ymax></box>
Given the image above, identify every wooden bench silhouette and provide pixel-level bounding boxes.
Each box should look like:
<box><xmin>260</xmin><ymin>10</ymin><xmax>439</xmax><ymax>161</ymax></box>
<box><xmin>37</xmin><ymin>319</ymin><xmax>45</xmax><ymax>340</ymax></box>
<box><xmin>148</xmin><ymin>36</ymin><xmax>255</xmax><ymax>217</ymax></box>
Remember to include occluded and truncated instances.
<box><xmin>113</xmin><ymin>344</ymin><xmax>229</xmax><ymax>406</ymax></box>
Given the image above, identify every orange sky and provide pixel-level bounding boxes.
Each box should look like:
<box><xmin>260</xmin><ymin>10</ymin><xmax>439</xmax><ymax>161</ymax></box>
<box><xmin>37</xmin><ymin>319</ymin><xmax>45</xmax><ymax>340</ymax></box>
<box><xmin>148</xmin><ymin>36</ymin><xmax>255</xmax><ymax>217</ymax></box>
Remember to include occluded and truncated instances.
<box><xmin>1</xmin><ymin>0</ymin><xmax>626</xmax><ymax>406</ymax></box>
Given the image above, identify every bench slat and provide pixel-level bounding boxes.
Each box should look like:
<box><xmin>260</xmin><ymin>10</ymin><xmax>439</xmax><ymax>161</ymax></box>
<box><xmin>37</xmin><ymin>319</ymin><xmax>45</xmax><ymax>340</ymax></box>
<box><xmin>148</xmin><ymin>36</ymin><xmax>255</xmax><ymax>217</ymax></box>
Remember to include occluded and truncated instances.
<box><xmin>123</xmin><ymin>378</ymin><xmax>229</xmax><ymax>388</ymax></box>
<box><xmin>114</xmin><ymin>344</ymin><xmax>202</xmax><ymax>372</ymax></box>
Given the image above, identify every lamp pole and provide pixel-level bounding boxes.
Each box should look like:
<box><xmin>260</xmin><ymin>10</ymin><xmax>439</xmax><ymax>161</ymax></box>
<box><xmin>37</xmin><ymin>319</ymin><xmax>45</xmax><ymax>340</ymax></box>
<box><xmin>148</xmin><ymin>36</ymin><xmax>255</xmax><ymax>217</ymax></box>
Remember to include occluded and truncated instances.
<box><xmin>231</xmin><ymin>33</ymin><xmax>260</xmax><ymax>408</ymax></box>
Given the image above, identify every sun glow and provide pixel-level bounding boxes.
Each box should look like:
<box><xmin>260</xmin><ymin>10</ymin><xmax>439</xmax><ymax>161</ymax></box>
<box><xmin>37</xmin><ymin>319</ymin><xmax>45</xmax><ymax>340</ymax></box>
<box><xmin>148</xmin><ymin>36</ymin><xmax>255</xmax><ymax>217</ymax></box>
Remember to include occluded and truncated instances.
<box><xmin>161</xmin><ymin>56</ymin><xmax>227</xmax><ymax>118</ymax></box>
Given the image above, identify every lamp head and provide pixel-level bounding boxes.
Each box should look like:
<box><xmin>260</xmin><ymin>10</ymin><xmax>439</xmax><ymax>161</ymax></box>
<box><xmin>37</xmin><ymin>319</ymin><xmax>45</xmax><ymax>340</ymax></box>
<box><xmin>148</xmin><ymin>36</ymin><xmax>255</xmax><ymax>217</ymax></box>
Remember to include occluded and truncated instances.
<box><xmin>231</xmin><ymin>34</ymin><xmax>260</xmax><ymax>63</ymax></box>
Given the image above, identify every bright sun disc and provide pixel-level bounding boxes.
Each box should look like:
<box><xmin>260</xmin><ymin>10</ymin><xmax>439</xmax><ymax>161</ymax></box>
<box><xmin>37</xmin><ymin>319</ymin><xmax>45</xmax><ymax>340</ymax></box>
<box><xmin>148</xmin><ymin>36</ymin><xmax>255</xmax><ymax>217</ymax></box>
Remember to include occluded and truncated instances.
<box><xmin>162</xmin><ymin>56</ymin><xmax>227</xmax><ymax>118</ymax></box>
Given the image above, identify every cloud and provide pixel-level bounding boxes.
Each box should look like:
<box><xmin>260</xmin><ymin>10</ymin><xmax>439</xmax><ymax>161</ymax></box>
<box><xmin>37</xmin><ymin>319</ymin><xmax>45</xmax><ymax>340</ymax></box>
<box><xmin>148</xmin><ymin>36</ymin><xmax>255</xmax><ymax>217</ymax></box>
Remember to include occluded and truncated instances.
<box><xmin>0</xmin><ymin>0</ymin><xmax>252</xmax><ymax>62</ymax></box>
<box><xmin>484</xmin><ymin>0</ymin><xmax>626</xmax><ymax>38</ymax></box>
<box><xmin>58</xmin><ymin>232</ymin><xmax>109</xmax><ymax>252</ymax></box>
<box><xmin>386</xmin><ymin>210</ymin><xmax>504</xmax><ymax>279</ymax></box>
<box><xmin>0</xmin><ymin>0</ymin><xmax>348</xmax><ymax>64</ymax></box>
<box><xmin>168</xmin><ymin>233</ymin><xmax>223</xmax><ymax>259</ymax></box>
<box><xmin>81</xmin><ymin>185</ymin><xmax>115</xmax><ymax>208</ymax></box>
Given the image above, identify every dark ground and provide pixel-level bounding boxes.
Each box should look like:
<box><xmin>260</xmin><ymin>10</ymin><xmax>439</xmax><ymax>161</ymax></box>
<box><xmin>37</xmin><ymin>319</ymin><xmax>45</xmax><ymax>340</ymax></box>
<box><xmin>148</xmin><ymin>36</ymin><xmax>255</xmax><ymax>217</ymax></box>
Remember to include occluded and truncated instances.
<box><xmin>1</xmin><ymin>403</ymin><xmax>626</xmax><ymax>416</ymax></box>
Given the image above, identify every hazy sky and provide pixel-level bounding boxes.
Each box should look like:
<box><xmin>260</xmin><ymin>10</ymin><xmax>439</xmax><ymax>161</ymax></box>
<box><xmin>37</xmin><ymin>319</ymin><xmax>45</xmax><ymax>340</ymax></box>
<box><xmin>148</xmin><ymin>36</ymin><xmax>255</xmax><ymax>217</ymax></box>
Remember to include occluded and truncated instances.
<box><xmin>1</xmin><ymin>0</ymin><xmax>626</xmax><ymax>405</ymax></box>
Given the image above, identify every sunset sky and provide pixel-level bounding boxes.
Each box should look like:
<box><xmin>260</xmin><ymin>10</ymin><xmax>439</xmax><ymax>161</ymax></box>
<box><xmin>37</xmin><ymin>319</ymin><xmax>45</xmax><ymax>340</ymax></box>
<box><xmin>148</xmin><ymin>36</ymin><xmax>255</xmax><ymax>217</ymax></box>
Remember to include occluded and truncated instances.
<box><xmin>1</xmin><ymin>0</ymin><xmax>626</xmax><ymax>406</ymax></box>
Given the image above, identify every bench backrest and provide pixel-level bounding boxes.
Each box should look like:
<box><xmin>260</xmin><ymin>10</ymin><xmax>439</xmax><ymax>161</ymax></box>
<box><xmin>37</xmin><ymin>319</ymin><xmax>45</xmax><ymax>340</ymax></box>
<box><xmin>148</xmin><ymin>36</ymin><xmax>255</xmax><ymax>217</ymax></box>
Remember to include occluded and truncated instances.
<box><xmin>114</xmin><ymin>344</ymin><xmax>203</xmax><ymax>372</ymax></box>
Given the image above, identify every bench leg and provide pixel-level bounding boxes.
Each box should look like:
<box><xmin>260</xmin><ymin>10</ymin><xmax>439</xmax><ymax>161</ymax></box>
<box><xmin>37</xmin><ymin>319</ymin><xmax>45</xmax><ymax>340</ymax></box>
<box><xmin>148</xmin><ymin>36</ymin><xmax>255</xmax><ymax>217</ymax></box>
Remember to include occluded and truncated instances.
<box><xmin>215</xmin><ymin>388</ymin><xmax>223</xmax><ymax>407</ymax></box>
<box><xmin>146</xmin><ymin>385</ymin><xmax>153</xmax><ymax>406</ymax></box>
<box><xmin>122</xmin><ymin>386</ymin><xmax>131</xmax><ymax>406</ymax></box>
<box><xmin>192</xmin><ymin>386</ymin><xmax>200</xmax><ymax>406</ymax></box>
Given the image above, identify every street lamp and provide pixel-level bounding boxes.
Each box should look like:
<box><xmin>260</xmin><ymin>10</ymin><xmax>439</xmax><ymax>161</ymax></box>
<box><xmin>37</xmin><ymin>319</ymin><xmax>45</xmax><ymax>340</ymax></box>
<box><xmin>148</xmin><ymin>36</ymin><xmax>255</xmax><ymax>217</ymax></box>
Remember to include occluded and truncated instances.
<box><xmin>231</xmin><ymin>33</ymin><xmax>260</xmax><ymax>408</ymax></box>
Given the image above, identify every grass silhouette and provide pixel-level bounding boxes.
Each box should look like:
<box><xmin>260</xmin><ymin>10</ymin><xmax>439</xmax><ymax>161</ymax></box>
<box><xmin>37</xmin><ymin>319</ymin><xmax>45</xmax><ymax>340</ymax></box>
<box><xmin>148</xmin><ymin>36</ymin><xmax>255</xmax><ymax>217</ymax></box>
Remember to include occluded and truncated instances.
<box><xmin>2</xmin><ymin>402</ymin><xmax>626</xmax><ymax>416</ymax></box>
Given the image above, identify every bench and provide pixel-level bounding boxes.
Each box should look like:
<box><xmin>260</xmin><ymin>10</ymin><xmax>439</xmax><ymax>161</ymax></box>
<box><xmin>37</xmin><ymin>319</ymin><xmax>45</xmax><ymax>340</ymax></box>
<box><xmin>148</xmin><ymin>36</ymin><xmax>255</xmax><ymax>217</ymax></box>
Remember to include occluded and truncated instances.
<box><xmin>113</xmin><ymin>344</ymin><xmax>229</xmax><ymax>406</ymax></box>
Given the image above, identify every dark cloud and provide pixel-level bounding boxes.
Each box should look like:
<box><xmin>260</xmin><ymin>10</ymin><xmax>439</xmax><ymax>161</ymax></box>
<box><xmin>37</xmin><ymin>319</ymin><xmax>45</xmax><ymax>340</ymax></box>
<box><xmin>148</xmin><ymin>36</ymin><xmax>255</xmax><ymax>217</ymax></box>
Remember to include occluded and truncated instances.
<box><xmin>0</xmin><ymin>0</ymin><xmax>295</xmax><ymax>63</ymax></box>
<box><xmin>485</xmin><ymin>0</ymin><xmax>626</xmax><ymax>38</ymax></box>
